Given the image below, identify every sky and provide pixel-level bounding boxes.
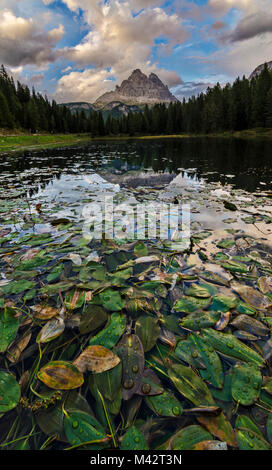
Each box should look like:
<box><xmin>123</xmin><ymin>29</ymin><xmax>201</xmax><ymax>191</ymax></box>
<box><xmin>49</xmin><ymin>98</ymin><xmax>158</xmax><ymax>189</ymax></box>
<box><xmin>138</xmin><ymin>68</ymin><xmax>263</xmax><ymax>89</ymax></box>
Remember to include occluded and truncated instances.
<box><xmin>1</xmin><ymin>0</ymin><xmax>272</xmax><ymax>103</ymax></box>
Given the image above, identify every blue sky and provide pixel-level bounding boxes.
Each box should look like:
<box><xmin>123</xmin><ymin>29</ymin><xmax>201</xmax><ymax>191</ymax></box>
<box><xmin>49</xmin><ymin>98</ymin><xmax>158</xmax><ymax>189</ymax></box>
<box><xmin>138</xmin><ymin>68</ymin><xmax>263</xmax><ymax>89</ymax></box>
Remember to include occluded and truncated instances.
<box><xmin>1</xmin><ymin>0</ymin><xmax>272</xmax><ymax>102</ymax></box>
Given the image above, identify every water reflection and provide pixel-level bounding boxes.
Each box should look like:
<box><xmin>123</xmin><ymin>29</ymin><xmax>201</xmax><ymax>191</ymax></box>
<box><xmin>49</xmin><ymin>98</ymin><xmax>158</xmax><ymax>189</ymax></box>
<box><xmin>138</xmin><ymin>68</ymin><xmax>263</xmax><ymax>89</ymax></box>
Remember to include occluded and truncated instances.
<box><xmin>0</xmin><ymin>138</ymin><xmax>271</xmax><ymax>201</ymax></box>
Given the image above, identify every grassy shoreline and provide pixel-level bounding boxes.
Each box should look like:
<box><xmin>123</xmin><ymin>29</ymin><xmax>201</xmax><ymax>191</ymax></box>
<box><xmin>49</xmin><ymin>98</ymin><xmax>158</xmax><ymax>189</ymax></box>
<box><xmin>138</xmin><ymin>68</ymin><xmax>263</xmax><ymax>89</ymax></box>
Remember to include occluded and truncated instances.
<box><xmin>1</xmin><ymin>128</ymin><xmax>272</xmax><ymax>153</ymax></box>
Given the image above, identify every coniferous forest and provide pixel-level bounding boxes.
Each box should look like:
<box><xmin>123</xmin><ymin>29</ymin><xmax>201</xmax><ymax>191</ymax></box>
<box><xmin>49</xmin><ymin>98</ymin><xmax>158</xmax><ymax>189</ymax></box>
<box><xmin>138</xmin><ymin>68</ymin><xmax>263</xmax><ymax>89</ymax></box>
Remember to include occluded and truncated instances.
<box><xmin>1</xmin><ymin>63</ymin><xmax>272</xmax><ymax>136</ymax></box>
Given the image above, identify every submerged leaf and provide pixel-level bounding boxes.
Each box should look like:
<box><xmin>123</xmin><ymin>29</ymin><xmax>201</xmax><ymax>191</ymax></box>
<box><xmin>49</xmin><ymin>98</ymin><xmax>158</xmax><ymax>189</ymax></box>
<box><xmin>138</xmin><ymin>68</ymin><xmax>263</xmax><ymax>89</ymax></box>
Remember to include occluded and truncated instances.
<box><xmin>231</xmin><ymin>363</ymin><xmax>262</xmax><ymax>406</ymax></box>
<box><xmin>0</xmin><ymin>308</ymin><xmax>19</xmax><ymax>353</ymax></box>
<box><xmin>145</xmin><ymin>390</ymin><xmax>183</xmax><ymax>417</ymax></box>
<box><xmin>117</xmin><ymin>334</ymin><xmax>145</xmax><ymax>401</ymax></box>
<box><xmin>64</xmin><ymin>410</ymin><xmax>108</xmax><ymax>448</ymax></box>
<box><xmin>120</xmin><ymin>426</ymin><xmax>148</xmax><ymax>450</ymax></box>
<box><xmin>37</xmin><ymin>361</ymin><xmax>84</xmax><ymax>390</ymax></box>
<box><xmin>168</xmin><ymin>364</ymin><xmax>214</xmax><ymax>406</ymax></box>
<box><xmin>169</xmin><ymin>425</ymin><xmax>212</xmax><ymax>450</ymax></box>
<box><xmin>73</xmin><ymin>345</ymin><xmax>120</xmax><ymax>374</ymax></box>
<box><xmin>201</xmin><ymin>329</ymin><xmax>264</xmax><ymax>367</ymax></box>
<box><xmin>0</xmin><ymin>371</ymin><xmax>21</xmax><ymax>413</ymax></box>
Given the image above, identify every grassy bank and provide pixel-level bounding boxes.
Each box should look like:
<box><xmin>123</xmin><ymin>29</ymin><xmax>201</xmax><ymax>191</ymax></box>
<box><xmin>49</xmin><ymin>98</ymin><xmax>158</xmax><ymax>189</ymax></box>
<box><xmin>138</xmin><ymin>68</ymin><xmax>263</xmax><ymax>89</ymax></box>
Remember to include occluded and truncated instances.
<box><xmin>1</xmin><ymin>127</ymin><xmax>272</xmax><ymax>153</ymax></box>
<box><xmin>0</xmin><ymin>133</ymin><xmax>92</xmax><ymax>153</ymax></box>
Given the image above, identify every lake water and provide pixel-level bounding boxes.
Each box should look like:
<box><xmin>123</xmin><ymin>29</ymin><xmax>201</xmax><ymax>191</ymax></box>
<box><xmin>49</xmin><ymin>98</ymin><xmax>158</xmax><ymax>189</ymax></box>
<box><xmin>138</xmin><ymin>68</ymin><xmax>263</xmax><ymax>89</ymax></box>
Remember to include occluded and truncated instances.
<box><xmin>1</xmin><ymin>138</ymin><xmax>272</xmax><ymax>450</ymax></box>
<box><xmin>1</xmin><ymin>137</ymin><xmax>271</xmax><ymax>197</ymax></box>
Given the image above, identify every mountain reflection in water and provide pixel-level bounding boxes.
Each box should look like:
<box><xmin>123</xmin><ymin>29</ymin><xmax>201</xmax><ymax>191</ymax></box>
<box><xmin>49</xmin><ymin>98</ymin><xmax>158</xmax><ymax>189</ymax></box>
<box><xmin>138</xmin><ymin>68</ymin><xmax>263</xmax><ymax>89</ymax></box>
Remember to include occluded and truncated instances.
<box><xmin>0</xmin><ymin>138</ymin><xmax>271</xmax><ymax>201</ymax></box>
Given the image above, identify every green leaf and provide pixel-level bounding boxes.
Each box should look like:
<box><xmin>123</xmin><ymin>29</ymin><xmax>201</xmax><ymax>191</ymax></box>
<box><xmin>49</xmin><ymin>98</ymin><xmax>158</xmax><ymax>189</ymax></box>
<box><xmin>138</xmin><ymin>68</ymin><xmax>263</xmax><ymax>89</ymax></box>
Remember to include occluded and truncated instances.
<box><xmin>209</xmin><ymin>294</ymin><xmax>238</xmax><ymax>312</ymax></box>
<box><xmin>231</xmin><ymin>363</ymin><xmax>262</xmax><ymax>406</ymax></box>
<box><xmin>0</xmin><ymin>371</ymin><xmax>21</xmax><ymax>413</ymax></box>
<box><xmin>0</xmin><ymin>280</ymin><xmax>35</xmax><ymax>295</ymax></box>
<box><xmin>135</xmin><ymin>316</ymin><xmax>161</xmax><ymax>352</ymax></box>
<box><xmin>169</xmin><ymin>425</ymin><xmax>212</xmax><ymax>450</ymax></box>
<box><xmin>185</xmin><ymin>283</ymin><xmax>212</xmax><ymax>298</ymax></box>
<box><xmin>201</xmin><ymin>329</ymin><xmax>265</xmax><ymax>367</ymax></box>
<box><xmin>235</xmin><ymin>428</ymin><xmax>271</xmax><ymax>450</ymax></box>
<box><xmin>217</xmin><ymin>239</ymin><xmax>236</xmax><ymax>249</ymax></box>
<box><xmin>89</xmin><ymin>313</ymin><xmax>126</xmax><ymax>349</ymax></box>
<box><xmin>89</xmin><ymin>363</ymin><xmax>122</xmax><ymax>403</ymax></box>
<box><xmin>0</xmin><ymin>308</ymin><xmax>19</xmax><ymax>353</ymax></box>
<box><xmin>99</xmin><ymin>289</ymin><xmax>124</xmax><ymax>311</ymax></box>
<box><xmin>168</xmin><ymin>364</ymin><xmax>215</xmax><ymax>406</ymax></box>
<box><xmin>134</xmin><ymin>241</ymin><xmax>148</xmax><ymax>258</ymax></box>
<box><xmin>190</xmin><ymin>334</ymin><xmax>223</xmax><ymax>389</ymax></box>
<box><xmin>120</xmin><ymin>426</ymin><xmax>149</xmax><ymax>450</ymax></box>
<box><xmin>64</xmin><ymin>410</ymin><xmax>107</xmax><ymax>448</ymax></box>
<box><xmin>180</xmin><ymin>311</ymin><xmax>220</xmax><ymax>331</ymax></box>
<box><xmin>173</xmin><ymin>295</ymin><xmax>211</xmax><ymax>313</ymax></box>
<box><xmin>145</xmin><ymin>390</ymin><xmax>183</xmax><ymax>417</ymax></box>
<box><xmin>79</xmin><ymin>305</ymin><xmax>108</xmax><ymax>335</ymax></box>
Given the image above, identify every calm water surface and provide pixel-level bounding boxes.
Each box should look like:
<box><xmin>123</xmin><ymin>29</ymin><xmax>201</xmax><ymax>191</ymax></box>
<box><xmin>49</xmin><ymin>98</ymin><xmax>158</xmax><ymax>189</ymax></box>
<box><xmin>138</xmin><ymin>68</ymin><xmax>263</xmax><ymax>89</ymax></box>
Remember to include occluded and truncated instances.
<box><xmin>0</xmin><ymin>138</ymin><xmax>271</xmax><ymax>205</ymax></box>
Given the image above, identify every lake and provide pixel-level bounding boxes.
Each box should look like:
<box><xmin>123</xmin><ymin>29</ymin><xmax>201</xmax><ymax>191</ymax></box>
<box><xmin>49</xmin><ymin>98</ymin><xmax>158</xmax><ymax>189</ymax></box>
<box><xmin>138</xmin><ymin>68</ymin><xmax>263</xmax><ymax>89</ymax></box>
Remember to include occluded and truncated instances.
<box><xmin>0</xmin><ymin>137</ymin><xmax>272</xmax><ymax>451</ymax></box>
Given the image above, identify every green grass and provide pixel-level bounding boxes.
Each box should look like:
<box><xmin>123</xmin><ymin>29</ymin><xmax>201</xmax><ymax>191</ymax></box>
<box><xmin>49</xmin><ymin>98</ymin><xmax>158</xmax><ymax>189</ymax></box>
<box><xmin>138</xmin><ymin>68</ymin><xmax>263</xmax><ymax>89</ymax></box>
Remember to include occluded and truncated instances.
<box><xmin>1</xmin><ymin>127</ymin><xmax>272</xmax><ymax>153</ymax></box>
<box><xmin>0</xmin><ymin>133</ymin><xmax>92</xmax><ymax>152</ymax></box>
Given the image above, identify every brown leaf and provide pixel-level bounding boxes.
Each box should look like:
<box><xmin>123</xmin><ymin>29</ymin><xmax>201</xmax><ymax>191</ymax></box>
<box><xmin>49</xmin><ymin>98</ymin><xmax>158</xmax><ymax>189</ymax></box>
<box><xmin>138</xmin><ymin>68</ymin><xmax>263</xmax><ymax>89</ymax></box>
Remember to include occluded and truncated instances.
<box><xmin>21</xmin><ymin>248</ymin><xmax>40</xmax><ymax>261</ymax></box>
<box><xmin>215</xmin><ymin>312</ymin><xmax>231</xmax><ymax>331</ymax></box>
<box><xmin>231</xmin><ymin>282</ymin><xmax>272</xmax><ymax>309</ymax></box>
<box><xmin>73</xmin><ymin>345</ymin><xmax>120</xmax><ymax>374</ymax></box>
<box><xmin>6</xmin><ymin>333</ymin><xmax>32</xmax><ymax>363</ymax></box>
<box><xmin>37</xmin><ymin>317</ymin><xmax>65</xmax><ymax>343</ymax></box>
<box><xmin>197</xmin><ymin>412</ymin><xmax>237</xmax><ymax>447</ymax></box>
<box><xmin>31</xmin><ymin>305</ymin><xmax>59</xmax><ymax>320</ymax></box>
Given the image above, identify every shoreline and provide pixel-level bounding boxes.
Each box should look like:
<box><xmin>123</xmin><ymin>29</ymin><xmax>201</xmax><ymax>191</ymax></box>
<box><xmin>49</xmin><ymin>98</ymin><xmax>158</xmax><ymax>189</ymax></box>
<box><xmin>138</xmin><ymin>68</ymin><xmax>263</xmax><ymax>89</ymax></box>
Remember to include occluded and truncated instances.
<box><xmin>1</xmin><ymin>128</ymin><xmax>272</xmax><ymax>154</ymax></box>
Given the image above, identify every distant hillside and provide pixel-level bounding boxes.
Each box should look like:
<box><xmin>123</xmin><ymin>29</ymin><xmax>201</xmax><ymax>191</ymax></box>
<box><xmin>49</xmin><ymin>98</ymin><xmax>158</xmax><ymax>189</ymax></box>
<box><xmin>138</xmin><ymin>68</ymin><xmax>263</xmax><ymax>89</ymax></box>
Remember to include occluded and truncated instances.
<box><xmin>250</xmin><ymin>61</ymin><xmax>272</xmax><ymax>79</ymax></box>
<box><xmin>60</xmin><ymin>100</ymin><xmax>143</xmax><ymax>120</ymax></box>
<box><xmin>60</xmin><ymin>102</ymin><xmax>95</xmax><ymax>116</ymax></box>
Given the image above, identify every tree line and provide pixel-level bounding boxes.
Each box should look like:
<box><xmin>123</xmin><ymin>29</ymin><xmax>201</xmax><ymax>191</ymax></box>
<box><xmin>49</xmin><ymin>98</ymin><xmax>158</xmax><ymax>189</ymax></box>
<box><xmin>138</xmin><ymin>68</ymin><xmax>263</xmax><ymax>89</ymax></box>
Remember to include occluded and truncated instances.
<box><xmin>1</xmin><ymin>63</ymin><xmax>272</xmax><ymax>136</ymax></box>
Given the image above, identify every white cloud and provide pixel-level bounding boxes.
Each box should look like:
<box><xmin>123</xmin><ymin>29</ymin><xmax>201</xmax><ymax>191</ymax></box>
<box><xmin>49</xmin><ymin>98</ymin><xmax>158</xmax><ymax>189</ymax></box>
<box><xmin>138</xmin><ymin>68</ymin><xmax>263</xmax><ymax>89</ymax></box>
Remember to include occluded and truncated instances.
<box><xmin>197</xmin><ymin>34</ymin><xmax>272</xmax><ymax>79</ymax></box>
<box><xmin>0</xmin><ymin>9</ymin><xmax>64</xmax><ymax>66</ymax></box>
<box><xmin>53</xmin><ymin>0</ymin><xmax>186</xmax><ymax>100</ymax></box>
<box><xmin>208</xmin><ymin>0</ymin><xmax>272</xmax><ymax>15</ymax></box>
<box><xmin>55</xmin><ymin>68</ymin><xmax>117</xmax><ymax>102</ymax></box>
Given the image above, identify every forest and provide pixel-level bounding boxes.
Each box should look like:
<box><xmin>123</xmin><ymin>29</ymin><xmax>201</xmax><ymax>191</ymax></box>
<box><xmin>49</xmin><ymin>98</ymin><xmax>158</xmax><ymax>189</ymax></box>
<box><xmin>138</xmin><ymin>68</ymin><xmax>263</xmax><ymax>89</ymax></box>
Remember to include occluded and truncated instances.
<box><xmin>1</xmin><ymin>63</ymin><xmax>272</xmax><ymax>136</ymax></box>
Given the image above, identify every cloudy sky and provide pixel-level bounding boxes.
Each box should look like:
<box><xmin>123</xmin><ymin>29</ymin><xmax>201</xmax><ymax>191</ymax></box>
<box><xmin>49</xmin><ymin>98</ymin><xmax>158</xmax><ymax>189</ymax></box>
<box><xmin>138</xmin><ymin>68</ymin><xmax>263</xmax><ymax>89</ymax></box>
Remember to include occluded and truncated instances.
<box><xmin>1</xmin><ymin>0</ymin><xmax>272</xmax><ymax>103</ymax></box>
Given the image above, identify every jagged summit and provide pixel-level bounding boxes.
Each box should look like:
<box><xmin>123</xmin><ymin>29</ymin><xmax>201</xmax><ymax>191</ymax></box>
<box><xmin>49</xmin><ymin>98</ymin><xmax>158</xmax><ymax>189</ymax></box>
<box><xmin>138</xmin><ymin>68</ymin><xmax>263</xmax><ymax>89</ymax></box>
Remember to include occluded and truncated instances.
<box><xmin>94</xmin><ymin>69</ymin><xmax>178</xmax><ymax>108</ymax></box>
<box><xmin>249</xmin><ymin>61</ymin><xmax>272</xmax><ymax>79</ymax></box>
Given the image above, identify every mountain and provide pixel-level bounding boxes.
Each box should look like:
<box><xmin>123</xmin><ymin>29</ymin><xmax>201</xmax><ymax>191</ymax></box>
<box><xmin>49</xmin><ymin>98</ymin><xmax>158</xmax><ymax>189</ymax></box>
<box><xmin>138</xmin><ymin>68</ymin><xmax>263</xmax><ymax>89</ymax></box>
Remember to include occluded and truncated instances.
<box><xmin>101</xmin><ymin>101</ymin><xmax>143</xmax><ymax>119</ymax></box>
<box><xmin>249</xmin><ymin>61</ymin><xmax>272</xmax><ymax>79</ymax></box>
<box><xmin>60</xmin><ymin>102</ymin><xmax>95</xmax><ymax>116</ymax></box>
<box><xmin>94</xmin><ymin>69</ymin><xmax>178</xmax><ymax>108</ymax></box>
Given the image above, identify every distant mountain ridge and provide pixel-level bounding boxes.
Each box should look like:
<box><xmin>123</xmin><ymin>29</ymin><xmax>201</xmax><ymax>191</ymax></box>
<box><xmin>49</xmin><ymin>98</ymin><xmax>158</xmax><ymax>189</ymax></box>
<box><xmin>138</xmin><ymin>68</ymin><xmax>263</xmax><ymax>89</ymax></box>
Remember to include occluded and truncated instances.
<box><xmin>60</xmin><ymin>69</ymin><xmax>178</xmax><ymax>117</ymax></box>
<box><xmin>250</xmin><ymin>61</ymin><xmax>272</xmax><ymax>79</ymax></box>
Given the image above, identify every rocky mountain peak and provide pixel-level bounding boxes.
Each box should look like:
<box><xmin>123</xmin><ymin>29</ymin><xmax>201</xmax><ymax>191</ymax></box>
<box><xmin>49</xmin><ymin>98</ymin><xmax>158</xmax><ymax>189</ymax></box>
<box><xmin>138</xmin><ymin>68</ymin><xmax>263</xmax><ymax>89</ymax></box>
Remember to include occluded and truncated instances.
<box><xmin>94</xmin><ymin>69</ymin><xmax>178</xmax><ymax>108</ymax></box>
